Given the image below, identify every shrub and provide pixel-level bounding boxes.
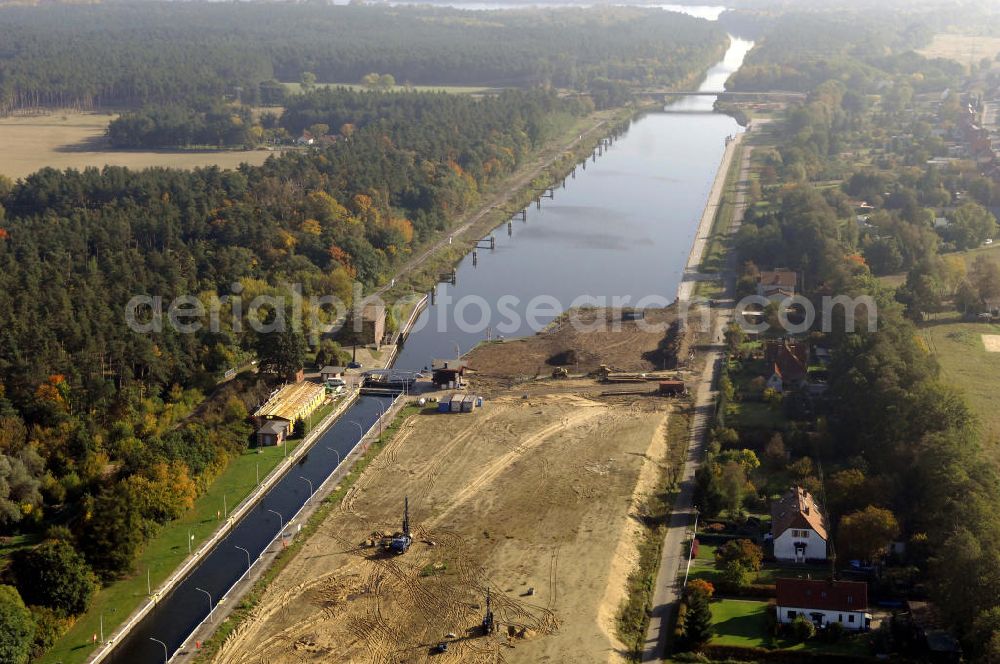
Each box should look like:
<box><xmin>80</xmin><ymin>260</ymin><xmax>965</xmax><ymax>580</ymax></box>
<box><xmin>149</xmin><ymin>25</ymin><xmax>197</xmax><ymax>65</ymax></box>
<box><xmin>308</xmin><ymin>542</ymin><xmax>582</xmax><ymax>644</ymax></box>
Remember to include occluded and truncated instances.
<box><xmin>715</xmin><ymin>538</ymin><xmax>764</xmax><ymax>572</ymax></box>
<box><xmin>791</xmin><ymin>614</ymin><xmax>816</xmax><ymax>641</ymax></box>
<box><xmin>686</xmin><ymin>578</ymin><xmax>715</xmax><ymax>599</ymax></box>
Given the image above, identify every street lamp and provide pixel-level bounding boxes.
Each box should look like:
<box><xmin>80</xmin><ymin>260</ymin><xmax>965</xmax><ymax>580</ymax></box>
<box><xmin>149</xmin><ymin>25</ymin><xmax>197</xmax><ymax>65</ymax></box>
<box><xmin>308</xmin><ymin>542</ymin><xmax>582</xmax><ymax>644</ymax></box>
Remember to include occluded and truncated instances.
<box><xmin>299</xmin><ymin>475</ymin><xmax>314</xmax><ymax>500</ymax></box>
<box><xmin>347</xmin><ymin>420</ymin><xmax>364</xmax><ymax>438</ymax></box>
<box><xmin>235</xmin><ymin>545</ymin><xmax>251</xmax><ymax>571</ymax></box>
<box><xmin>195</xmin><ymin>586</ymin><xmax>214</xmax><ymax>622</ymax></box>
<box><xmin>99</xmin><ymin>607</ymin><xmax>116</xmax><ymax>644</ymax></box>
<box><xmin>267</xmin><ymin>508</ymin><xmax>283</xmax><ymax>532</ymax></box>
<box><xmin>149</xmin><ymin>637</ymin><xmax>168</xmax><ymax>663</ymax></box>
<box><xmin>326</xmin><ymin>447</ymin><xmax>341</xmax><ymax>467</ymax></box>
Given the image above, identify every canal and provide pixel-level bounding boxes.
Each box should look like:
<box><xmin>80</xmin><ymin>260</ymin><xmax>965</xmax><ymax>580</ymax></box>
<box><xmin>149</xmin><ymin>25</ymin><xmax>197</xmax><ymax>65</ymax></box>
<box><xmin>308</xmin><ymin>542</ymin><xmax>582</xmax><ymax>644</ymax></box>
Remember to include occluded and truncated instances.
<box><xmin>107</xmin><ymin>17</ymin><xmax>752</xmax><ymax>664</ymax></box>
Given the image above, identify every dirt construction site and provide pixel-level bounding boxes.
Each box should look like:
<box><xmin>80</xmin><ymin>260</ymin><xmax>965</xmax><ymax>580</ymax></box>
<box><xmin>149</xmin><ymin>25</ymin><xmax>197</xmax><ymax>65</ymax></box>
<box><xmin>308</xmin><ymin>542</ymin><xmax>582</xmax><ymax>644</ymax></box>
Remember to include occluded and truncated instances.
<box><xmin>212</xmin><ymin>386</ymin><xmax>673</xmax><ymax>664</ymax></box>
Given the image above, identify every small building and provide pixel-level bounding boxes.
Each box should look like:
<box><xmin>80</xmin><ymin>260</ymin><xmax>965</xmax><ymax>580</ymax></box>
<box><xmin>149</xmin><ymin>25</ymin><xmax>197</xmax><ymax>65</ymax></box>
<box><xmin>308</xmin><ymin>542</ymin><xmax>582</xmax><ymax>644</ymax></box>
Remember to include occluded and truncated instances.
<box><xmin>771</xmin><ymin>485</ymin><xmax>829</xmax><ymax>562</ymax></box>
<box><xmin>256</xmin><ymin>419</ymin><xmax>289</xmax><ymax>447</ymax></box>
<box><xmin>252</xmin><ymin>381</ymin><xmax>326</xmax><ymax>445</ymax></box>
<box><xmin>757</xmin><ymin>268</ymin><xmax>798</xmax><ymax>301</ymax></box>
<box><xmin>776</xmin><ymin>579</ymin><xmax>870</xmax><ymax>630</ymax></box>
<box><xmin>320</xmin><ymin>366</ymin><xmax>346</xmax><ymax>383</ymax></box>
<box><xmin>436</xmin><ymin>392</ymin><xmax>480</xmax><ymax>413</ymax></box>
<box><xmin>432</xmin><ymin>359</ymin><xmax>468</xmax><ymax>387</ymax></box>
<box><xmin>346</xmin><ymin>303</ymin><xmax>387</xmax><ymax>349</ymax></box>
<box><xmin>904</xmin><ymin>601</ymin><xmax>962</xmax><ymax>663</ymax></box>
<box><xmin>658</xmin><ymin>380</ymin><xmax>685</xmax><ymax>396</ymax></box>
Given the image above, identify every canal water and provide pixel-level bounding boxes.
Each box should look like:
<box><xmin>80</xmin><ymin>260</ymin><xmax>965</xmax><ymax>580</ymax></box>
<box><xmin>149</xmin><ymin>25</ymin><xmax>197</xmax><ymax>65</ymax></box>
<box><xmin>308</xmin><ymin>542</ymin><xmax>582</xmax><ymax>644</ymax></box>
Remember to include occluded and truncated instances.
<box><xmin>108</xmin><ymin>16</ymin><xmax>752</xmax><ymax>664</ymax></box>
<box><xmin>394</xmin><ymin>36</ymin><xmax>753</xmax><ymax>367</ymax></box>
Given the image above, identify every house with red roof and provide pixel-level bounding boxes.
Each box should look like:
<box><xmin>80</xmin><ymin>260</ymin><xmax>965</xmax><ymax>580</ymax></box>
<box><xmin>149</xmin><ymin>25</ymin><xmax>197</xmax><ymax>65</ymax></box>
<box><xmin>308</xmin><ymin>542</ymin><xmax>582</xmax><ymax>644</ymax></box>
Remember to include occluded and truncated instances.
<box><xmin>776</xmin><ymin>578</ymin><xmax>871</xmax><ymax>630</ymax></box>
<box><xmin>771</xmin><ymin>485</ymin><xmax>828</xmax><ymax>562</ymax></box>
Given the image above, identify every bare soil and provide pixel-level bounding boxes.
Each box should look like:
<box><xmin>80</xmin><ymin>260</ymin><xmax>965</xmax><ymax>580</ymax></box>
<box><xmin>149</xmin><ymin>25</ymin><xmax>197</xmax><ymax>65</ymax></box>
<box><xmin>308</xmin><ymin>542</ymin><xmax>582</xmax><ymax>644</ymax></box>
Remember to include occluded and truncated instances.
<box><xmin>467</xmin><ymin>307</ymin><xmax>677</xmax><ymax>383</ymax></box>
<box><xmin>212</xmin><ymin>388</ymin><xmax>670</xmax><ymax>664</ymax></box>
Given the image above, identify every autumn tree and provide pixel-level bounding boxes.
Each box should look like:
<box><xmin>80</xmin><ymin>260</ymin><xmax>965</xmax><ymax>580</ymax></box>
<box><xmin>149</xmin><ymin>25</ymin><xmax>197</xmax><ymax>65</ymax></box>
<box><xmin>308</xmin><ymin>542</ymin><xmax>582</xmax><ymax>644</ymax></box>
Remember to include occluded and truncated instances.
<box><xmin>715</xmin><ymin>538</ymin><xmax>763</xmax><ymax>572</ymax></box>
<box><xmin>718</xmin><ymin>461</ymin><xmax>748</xmax><ymax>517</ymax></box>
<box><xmin>838</xmin><ymin>506</ymin><xmax>900</xmax><ymax>563</ymax></box>
<box><xmin>11</xmin><ymin>540</ymin><xmax>96</xmax><ymax>616</ymax></box>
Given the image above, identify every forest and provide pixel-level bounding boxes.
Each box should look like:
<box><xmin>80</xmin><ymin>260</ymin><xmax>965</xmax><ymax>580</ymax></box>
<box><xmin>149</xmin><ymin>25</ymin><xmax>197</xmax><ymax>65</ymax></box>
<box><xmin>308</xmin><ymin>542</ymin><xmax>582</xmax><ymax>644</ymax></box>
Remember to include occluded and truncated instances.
<box><xmin>0</xmin><ymin>3</ymin><xmax>727</xmax><ymax>115</ymax></box>
<box><xmin>0</xmin><ymin>86</ymin><xmax>600</xmax><ymax>658</ymax></box>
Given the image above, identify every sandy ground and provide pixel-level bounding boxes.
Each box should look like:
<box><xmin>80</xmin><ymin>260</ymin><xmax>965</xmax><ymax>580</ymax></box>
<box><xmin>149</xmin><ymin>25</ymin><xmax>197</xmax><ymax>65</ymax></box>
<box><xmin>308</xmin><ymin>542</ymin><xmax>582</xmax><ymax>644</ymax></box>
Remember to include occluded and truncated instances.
<box><xmin>213</xmin><ymin>389</ymin><xmax>670</xmax><ymax>664</ymax></box>
<box><xmin>983</xmin><ymin>335</ymin><xmax>1000</xmax><ymax>352</ymax></box>
<box><xmin>0</xmin><ymin>112</ymin><xmax>272</xmax><ymax>179</ymax></box>
<box><xmin>466</xmin><ymin>308</ymin><xmax>678</xmax><ymax>384</ymax></box>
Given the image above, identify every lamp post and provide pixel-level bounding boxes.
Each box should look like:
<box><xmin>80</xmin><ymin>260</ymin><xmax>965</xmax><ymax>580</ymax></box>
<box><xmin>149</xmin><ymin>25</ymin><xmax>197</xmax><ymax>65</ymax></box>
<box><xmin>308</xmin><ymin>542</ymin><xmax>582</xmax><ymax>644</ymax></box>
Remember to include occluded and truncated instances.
<box><xmin>195</xmin><ymin>586</ymin><xmax>214</xmax><ymax>622</ymax></box>
<box><xmin>299</xmin><ymin>475</ymin><xmax>314</xmax><ymax>501</ymax></box>
<box><xmin>149</xmin><ymin>638</ymin><xmax>168</xmax><ymax>663</ymax></box>
<box><xmin>326</xmin><ymin>447</ymin><xmax>341</xmax><ymax>467</ymax></box>
<box><xmin>235</xmin><ymin>545</ymin><xmax>251</xmax><ymax>572</ymax></box>
<box><xmin>267</xmin><ymin>508</ymin><xmax>283</xmax><ymax>532</ymax></box>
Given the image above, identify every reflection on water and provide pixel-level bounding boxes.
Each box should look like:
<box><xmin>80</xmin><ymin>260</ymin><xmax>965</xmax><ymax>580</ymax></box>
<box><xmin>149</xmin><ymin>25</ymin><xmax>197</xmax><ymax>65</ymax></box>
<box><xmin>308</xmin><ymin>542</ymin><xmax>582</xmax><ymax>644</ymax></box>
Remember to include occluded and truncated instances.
<box><xmin>393</xmin><ymin>35</ymin><xmax>753</xmax><ymax>367</ymax></box>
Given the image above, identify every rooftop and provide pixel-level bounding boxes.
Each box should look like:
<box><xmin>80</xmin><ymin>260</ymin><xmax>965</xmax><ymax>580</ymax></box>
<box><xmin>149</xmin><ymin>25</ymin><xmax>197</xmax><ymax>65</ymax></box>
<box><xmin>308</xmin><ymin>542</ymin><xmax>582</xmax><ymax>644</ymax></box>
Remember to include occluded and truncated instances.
<box><xmin>253</xmin><ymin>381</ymin><xmax>325</xmax><ymax>422</ymax></box>
<box><xmin>772</xmin><ymin>485</ymin><xmax>828</xmax><ymax>541</ymax></box>
<box><xmin>776</xmin><ymin>578</ymin><xmax>868</xmax><ymax>613</ymax></box>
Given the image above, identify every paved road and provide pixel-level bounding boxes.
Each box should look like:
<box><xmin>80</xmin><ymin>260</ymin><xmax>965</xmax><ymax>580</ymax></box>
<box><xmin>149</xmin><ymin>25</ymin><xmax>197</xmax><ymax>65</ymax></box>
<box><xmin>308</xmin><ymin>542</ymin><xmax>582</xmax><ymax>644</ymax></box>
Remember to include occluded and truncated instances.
<box><xmin>643</xmin><ymin>136</ymin><xmax>754</xmax><ymax>661</ymax></box>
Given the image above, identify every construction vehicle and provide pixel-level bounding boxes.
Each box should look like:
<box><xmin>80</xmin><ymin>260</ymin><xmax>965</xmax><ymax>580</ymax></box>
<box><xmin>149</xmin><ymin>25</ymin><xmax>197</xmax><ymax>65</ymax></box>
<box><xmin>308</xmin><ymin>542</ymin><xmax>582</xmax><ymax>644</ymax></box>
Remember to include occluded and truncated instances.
<box><xmin>551</xmin><ymin>367</ymin><xmax>568</xmax><ymax>379</ymax></box>
<box><xmin>481</xmin><ymin>588</ymin><xmax>495</xmax><ymax>635</ymax></box>
<box><xmin>383</xmin><ymin>497</ymin><xmax>413</xmax><ymax>554</ymax></box>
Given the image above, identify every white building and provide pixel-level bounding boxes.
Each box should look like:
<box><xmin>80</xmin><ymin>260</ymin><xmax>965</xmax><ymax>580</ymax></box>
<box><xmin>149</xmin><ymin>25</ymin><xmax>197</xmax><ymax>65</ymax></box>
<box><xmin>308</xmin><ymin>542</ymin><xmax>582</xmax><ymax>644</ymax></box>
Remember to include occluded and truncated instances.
<box><xmin>776</xmin><ymin>578</ymin><xmax>871</xmax><ymax>630</ymax></box>
<box><xmin>771</xmin><ymin>485</ymin><xmax>829</xmax><ymax>562</ymax></box>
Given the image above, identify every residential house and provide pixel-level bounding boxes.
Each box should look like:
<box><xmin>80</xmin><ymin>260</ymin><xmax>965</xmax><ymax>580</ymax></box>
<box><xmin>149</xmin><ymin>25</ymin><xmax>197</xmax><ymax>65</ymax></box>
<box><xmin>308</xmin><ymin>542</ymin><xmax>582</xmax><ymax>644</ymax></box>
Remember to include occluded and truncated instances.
<box><xmin>757</xmin><ymin>268</ymin><xmax>798</xmax><ymax>302</ymax></box>
<box><xmin>776</xmin><ymin>579</ymin><xmax>870</xmax><ymax>630</ymax></box>
<box><xmin>762</xmin><ymin>338</ymin><xmax>808</xmax><ymax>393</ymax></box>
<box><xmin>771</xmin><ymin>485</ymin><xmax>829</xmax><ymax>562</ymax></box>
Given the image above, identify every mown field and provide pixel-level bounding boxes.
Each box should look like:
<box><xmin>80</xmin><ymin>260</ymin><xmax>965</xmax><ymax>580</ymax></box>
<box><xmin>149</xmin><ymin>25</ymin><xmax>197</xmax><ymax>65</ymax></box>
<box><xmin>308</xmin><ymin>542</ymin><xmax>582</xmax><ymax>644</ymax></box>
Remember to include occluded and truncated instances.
<box><xmin>0</xmin><ymin>112</ymin><xmax>271</xmax><ymax>179</ymax></box>
<box><xmin>281</xmin><ymin>82</ymin><xmax>498</xmax><ymax>95</ymax></box>
<box><xmin>918</xmin><ymin>33</ymin><xmax>1000</xmax><ymax>65</ymax></box>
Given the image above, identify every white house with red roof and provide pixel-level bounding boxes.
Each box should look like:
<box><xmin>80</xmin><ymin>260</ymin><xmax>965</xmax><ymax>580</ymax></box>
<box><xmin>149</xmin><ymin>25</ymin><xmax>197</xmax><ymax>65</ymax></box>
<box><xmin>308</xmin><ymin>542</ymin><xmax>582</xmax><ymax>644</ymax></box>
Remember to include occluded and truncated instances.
<box><xmin>776</xmin><ymin>578</ymin><xmax>871</xmax><ymax>630</ymax></box>
<box><xmin>771</xmin><ymin>485</ymin><xmax>829</xmax><ymax>562</ymax></box>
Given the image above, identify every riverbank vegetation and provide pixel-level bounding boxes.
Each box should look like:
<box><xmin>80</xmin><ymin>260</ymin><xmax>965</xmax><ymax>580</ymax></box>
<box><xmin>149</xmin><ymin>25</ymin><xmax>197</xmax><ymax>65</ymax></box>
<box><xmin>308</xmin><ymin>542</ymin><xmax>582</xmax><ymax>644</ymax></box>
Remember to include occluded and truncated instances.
<box><xmin>684</xmin><ymin>12</ymin><xmax>1000</xmax><ymax>662</ymax></box>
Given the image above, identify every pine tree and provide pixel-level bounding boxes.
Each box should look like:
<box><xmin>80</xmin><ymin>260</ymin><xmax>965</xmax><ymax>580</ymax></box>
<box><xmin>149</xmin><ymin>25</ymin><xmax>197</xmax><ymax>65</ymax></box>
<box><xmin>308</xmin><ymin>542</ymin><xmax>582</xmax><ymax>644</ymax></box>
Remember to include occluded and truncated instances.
<box><xmin>684</xmin><ymin>591</ymin><xmax>714</xmax><ymax>647</ymax></box>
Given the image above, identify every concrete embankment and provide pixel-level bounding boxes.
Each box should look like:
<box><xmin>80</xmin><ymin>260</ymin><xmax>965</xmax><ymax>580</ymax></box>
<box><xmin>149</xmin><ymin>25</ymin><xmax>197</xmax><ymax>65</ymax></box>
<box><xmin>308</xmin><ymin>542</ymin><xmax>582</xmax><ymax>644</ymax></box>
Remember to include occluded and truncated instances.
<box><xmin>675</xmin><ymin>131</ymin><xmax>744</xmax><ymax>303</ymax></box>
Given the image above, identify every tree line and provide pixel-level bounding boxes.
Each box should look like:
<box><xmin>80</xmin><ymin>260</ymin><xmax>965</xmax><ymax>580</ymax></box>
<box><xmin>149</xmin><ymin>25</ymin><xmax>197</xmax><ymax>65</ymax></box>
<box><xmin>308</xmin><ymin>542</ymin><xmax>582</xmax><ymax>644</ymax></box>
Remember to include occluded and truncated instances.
<box><xmin>0</xmin><ymin>3</ymin><xmax>727</xmax><ymax>116</ymax></box>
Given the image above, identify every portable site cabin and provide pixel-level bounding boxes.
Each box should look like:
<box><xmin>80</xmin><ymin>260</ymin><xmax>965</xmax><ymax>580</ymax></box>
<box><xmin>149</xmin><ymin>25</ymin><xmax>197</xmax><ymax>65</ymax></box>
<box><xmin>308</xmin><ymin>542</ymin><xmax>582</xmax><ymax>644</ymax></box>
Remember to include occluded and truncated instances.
<box><xmin>450</xmin><ymin>393</ymin><xmax>465</xmax><ymax>412</ymax></box>
<box><xmin>462</xmin><ymin>395</ymin><xmax>476</xmax><ymax>412</ymax></box>
<box><xmin>437</xmin><ymin>394</ymin><xmax>453</xmax><ymax>413</ymax></box>
<box><xmin>659</xmin><ymin>380</ymin><xmax>685</xmax><ymax>396</ymax></box>
<box><xmin>437</xmin><ymin>393</ymin><xmax>480</xmax><ymax>413</ymax></box>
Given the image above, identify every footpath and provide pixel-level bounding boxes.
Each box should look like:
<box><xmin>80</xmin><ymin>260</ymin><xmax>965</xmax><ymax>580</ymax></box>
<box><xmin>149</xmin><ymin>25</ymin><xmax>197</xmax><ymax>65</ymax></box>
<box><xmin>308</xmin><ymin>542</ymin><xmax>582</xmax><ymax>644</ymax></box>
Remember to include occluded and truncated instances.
<box><xmin>643</xmin><ymin>129</ymin><xmax>755</xmax><ymax>661</ymax></box>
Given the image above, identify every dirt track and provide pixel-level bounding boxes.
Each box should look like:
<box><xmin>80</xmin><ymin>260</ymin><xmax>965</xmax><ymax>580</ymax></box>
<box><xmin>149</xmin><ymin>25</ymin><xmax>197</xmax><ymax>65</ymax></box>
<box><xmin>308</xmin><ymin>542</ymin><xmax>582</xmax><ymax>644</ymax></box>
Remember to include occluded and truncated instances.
<box><xmin>213</xmin><ymin>390</ymin><xmax>670</xmax><ymax>664</ymax></box>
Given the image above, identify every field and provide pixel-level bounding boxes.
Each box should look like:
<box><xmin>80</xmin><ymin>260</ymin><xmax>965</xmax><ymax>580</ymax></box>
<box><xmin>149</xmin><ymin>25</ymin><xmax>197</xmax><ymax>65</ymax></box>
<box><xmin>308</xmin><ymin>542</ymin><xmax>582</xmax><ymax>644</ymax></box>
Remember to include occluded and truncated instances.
<box><xmin>211</xmin><ymin>387</ymin><xmax>672</xmax><ymax>664</ymax></box>
<box><xmin>920</xmin><ymin>316</ymin><xmax>1000</xmax><ymax>461</ymax></box>
<box><xmin>0</xmin><ymin>112</ymin><xmax>272</xmax><ymax>179</ymax></box>
<box><xmin>918</xmin><ymin>33</ymin><xmax>1000</xmax><ymax>65</ymax></box>
<box><xmin>282</xmin><ymin>82</ymin><xmax>498</xmax><ymax>95</ymax></box>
